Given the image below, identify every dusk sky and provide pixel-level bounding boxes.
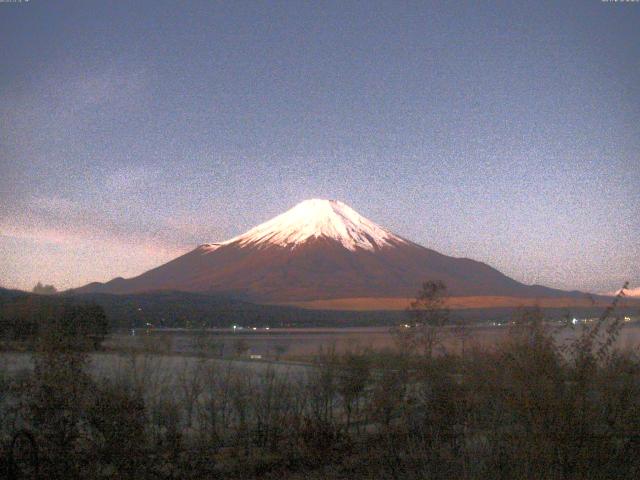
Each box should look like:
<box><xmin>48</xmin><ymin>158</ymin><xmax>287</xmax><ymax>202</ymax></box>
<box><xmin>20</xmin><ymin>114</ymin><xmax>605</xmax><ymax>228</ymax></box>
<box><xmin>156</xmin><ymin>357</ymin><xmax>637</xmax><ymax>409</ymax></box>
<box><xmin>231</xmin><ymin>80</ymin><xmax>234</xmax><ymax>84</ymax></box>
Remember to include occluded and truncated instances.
<box><xmin>1</xmin><ymin>0</ymin><xmax>638</xmax><ymax>294</ymax></box>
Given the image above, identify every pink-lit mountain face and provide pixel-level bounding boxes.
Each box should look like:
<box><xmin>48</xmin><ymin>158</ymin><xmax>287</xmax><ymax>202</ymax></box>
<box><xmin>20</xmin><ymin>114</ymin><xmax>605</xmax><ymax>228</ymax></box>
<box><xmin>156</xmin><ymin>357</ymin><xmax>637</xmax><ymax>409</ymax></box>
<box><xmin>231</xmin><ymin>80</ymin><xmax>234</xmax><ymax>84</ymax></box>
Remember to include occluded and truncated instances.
<box><xmin>74</xmin><ymin>199</ymin><xmax>579</xmax><ymax>303</ymax></box>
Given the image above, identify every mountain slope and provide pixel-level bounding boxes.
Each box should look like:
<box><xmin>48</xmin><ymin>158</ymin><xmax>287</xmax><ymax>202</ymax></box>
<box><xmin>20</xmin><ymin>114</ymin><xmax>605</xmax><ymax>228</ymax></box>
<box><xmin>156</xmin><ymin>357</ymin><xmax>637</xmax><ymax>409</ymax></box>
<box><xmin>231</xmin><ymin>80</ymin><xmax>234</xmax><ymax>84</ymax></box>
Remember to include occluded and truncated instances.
<box><xmin>615</xmin><ymin>287</ymin><xmax>640</xmax><ymax>298</ymax></box>
<box><xmin>73</xmin><ymin>199</ymin><xmax>590</xmax><ymax>303</ymax></box>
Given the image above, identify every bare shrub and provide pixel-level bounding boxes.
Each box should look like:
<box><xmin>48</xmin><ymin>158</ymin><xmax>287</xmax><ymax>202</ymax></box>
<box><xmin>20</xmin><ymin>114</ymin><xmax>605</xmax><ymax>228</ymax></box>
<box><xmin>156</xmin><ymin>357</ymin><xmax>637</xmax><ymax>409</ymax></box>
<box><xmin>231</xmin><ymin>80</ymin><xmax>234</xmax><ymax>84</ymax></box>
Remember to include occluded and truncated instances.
<box><xmin>393</xmin><ymin>280</ymin><xmax>450</xmax><ymax>357</ymax></box>
<box><xmin>85</xmin><ymin>379</ymin><xmax>147</xmax><ymax>476</ymax></box>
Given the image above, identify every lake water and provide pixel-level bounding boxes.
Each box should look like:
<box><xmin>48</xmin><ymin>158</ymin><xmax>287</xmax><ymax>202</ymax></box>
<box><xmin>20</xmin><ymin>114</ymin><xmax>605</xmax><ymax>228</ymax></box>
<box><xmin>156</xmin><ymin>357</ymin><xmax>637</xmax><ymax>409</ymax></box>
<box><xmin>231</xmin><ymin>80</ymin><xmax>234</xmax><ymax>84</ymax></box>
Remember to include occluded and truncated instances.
<box><xmin>103</xmin><ymin>321</ymin><xmax>640</xmax><ymax>358</ymax></box>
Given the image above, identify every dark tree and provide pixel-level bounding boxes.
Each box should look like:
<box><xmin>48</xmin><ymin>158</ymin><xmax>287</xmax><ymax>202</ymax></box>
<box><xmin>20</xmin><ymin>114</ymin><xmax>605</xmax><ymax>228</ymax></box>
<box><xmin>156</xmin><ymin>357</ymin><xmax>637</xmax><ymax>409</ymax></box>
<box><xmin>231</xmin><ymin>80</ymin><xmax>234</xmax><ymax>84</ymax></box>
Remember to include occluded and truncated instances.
<box><xmin>394</xmin><ymin>280</ymin><xmax>450</xmax><ymax>357</ymax></box>
<box><xmin>32</xmin><ymin>282</ymin><xmax>57</xmax><ymax>295</ymax></box>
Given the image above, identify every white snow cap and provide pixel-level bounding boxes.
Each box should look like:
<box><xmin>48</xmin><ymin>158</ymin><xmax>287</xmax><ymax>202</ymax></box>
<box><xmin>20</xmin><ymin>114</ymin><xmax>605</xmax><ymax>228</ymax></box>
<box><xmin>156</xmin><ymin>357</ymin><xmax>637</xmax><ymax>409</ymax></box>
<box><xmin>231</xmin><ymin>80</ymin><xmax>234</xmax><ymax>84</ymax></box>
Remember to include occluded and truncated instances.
<box><xmin>216</xmin><ymin>199</ymin><xmax>407</xmax><ymax>251</ymax></box>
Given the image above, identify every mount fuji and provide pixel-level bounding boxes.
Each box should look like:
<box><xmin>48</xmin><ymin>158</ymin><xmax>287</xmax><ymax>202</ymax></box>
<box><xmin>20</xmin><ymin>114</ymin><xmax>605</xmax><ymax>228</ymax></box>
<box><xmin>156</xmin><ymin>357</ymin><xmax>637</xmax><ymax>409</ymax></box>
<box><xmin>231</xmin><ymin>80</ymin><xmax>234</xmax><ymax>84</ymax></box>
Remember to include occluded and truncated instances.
<box><xmin>73</xmin><ymin>199</ymin><xmax>596</xmax><ymax>308</ymax></box>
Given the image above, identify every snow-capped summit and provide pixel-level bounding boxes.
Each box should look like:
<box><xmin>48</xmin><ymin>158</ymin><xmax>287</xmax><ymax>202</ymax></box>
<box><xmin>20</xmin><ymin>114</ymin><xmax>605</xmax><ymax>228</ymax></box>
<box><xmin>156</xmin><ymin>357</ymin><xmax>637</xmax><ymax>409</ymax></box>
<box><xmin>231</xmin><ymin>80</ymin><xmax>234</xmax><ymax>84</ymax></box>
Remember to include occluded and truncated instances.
<box><xmin>219</xmin><ymin>199</ymin><xmax>407</xmax><ymax>251</ymax></box>
<box><xmin>74</xmin><ymin>199</ymin><xmax>597</xmax><ymax>305</ymax></box>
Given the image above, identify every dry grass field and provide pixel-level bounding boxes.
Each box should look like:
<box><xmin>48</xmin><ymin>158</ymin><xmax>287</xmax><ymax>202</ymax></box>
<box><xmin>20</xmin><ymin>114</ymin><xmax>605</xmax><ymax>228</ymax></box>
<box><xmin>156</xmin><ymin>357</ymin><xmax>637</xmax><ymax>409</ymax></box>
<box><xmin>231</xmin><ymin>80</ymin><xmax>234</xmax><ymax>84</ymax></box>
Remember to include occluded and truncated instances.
<box><xmin>279</xmin><ymin>295</ymin><xmax>640</xmax><ymax>311</ymax></box>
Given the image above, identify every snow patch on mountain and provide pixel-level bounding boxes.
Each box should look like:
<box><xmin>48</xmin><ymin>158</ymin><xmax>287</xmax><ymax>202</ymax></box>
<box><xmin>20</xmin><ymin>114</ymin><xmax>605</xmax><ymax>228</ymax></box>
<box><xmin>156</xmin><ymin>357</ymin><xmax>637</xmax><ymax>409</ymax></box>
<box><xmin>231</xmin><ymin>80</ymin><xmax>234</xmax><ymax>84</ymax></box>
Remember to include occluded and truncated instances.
<box><xmin>217</xmin><ymin>199</ymin><xmax>407</xmax><ymax>251</ymax></box>
<box><xmin>613</xmin><ymin>287</ymin><xmax>640</xmax><ymax>297</ymax></box>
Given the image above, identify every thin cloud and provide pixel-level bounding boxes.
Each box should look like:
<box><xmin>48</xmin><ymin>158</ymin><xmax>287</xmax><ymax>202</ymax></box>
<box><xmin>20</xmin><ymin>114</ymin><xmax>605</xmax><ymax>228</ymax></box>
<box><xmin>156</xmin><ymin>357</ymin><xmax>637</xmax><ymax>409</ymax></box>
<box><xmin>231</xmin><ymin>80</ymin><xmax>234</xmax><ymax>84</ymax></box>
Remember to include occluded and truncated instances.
<box><xmin>0</xmin><ymin>222</ymin><xmax>185</xmax><ymax>259</ymax></box>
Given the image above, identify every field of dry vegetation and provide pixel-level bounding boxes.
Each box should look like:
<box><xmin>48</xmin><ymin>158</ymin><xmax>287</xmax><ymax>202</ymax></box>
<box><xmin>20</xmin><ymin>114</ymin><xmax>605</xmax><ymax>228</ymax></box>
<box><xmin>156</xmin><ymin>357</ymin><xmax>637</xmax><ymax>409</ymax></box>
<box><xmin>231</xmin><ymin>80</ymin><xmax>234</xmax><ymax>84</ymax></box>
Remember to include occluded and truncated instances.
<box><xmin>1</xmin><ymin>289</ymin><xmax>640</xmax><ymax>479</ymax></box>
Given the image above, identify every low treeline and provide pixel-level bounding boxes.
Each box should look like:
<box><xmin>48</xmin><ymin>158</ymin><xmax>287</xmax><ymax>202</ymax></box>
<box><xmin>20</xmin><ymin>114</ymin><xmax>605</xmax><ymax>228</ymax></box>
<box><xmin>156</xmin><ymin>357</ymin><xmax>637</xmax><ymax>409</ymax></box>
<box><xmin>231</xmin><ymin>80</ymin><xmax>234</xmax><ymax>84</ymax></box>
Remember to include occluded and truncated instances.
<box><xmin>0</xmin><ymin>294</ymin><xmax>108</xmax><ymax>350</ymax></box>
<box><xmin>1</xmin><ymin>295</ymin><xmax>640</xmax><ymax>479</ymax></box>
<box><xmin>0</xmin><ymin>287</ymin><xmax>406</xmax><ymax>330</ymax></box>
<box><xmin>4</xmin><ymin>286</ymin><xmax>632</xmax><ymax>331</ymax></box>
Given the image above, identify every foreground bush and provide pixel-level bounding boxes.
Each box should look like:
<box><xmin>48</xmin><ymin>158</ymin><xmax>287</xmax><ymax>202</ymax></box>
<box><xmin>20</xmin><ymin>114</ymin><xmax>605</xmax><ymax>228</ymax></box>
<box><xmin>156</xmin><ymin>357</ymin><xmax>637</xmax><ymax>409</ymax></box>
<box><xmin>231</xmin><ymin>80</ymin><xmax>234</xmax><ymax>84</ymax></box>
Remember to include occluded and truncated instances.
<box><xmin>1</xmin><ymin>295</ymin><xmax>639</xmax><ymax>479</ymax></box>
